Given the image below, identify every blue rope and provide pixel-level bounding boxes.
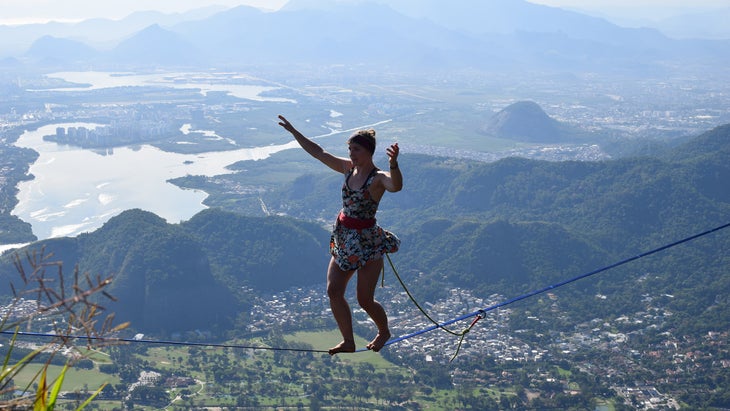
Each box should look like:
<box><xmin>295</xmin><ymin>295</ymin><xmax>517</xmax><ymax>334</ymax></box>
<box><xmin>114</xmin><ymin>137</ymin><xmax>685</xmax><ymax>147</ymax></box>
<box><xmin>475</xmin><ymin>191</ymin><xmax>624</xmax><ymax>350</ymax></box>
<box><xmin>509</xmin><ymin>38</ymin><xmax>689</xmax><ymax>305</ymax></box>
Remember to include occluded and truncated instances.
<box><xmin>379</xmin><ymin>221</ymin><xmax>730</xmax><ymax>349</ymax></box>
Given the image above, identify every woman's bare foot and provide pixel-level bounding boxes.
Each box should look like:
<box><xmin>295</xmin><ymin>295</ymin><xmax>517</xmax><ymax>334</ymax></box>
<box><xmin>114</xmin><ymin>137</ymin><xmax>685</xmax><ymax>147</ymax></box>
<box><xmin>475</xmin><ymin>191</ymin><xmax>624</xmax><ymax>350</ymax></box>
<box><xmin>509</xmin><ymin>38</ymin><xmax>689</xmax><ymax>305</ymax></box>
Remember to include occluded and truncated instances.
<box><xmin>328</xmin><ymin>339</ymin><xmax>356</xmax><ymax>355</ymax></box>
<box><xmin>366</xmin><ymin>331</ymin><xmax>391</xmax><ymax>352</ymax></box>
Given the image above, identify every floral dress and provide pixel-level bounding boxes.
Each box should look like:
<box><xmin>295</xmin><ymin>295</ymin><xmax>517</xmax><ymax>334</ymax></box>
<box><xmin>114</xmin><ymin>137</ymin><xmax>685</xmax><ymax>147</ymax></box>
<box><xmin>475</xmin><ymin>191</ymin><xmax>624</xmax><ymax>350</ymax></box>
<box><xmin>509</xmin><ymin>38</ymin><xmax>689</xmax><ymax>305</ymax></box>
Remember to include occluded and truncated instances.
<box><xmin>330</xmin><ymin>168</ymin><xmax>400</xmax><ymax>271</ymax></box>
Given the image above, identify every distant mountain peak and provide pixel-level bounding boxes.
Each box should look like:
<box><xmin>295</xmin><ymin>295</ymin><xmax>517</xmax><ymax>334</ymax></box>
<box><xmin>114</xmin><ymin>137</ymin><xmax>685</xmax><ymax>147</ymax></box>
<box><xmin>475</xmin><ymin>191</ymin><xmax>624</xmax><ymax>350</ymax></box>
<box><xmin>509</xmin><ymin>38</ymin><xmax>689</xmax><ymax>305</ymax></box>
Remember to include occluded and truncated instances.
<box><xmin>110</xmin><ymin>23</ymin><xmax>198</xmax><ymax>66</ymax></box>
<box><xmin>482</xmin><ymin>101</ymin><xmax>568</xmax><ymax>143</ymax></box>
<box><xmin>25</xmin><ymin>35</ymin><xmax>98</xmax><ymax>62</ymax></box>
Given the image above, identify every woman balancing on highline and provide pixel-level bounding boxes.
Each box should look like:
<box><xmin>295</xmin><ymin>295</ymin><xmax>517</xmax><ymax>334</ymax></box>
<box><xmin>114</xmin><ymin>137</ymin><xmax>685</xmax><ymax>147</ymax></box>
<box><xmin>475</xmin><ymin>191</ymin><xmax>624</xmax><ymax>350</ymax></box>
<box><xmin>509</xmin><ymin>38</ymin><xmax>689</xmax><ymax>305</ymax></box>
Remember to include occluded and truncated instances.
<box><xmin>278</xmin><ymin>115</ymin><xmax>402</xmax><ymax>355</ymax></box>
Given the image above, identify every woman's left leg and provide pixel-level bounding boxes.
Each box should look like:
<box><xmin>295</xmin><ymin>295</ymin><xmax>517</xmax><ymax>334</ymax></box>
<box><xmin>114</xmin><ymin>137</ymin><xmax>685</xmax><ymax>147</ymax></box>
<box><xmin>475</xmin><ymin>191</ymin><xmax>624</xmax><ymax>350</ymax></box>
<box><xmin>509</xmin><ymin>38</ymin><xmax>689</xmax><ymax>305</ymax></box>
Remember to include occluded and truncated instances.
<box><xmin>356</xmin><ymin>257</ymin><xmax>391</xmax><ymax>352</ymax></box>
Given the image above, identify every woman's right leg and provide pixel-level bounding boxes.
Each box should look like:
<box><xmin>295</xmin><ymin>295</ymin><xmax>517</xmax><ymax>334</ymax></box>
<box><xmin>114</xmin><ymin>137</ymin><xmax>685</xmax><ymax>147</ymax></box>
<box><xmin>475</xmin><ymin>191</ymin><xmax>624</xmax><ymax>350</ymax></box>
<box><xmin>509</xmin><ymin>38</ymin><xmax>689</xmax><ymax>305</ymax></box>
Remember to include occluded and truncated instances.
<box><xmin>326</xmin><ymin>257</ymin><xmax>356</xmax><ymax>355</ymax></box>
<box><xmin>356</xmin><ymin>257</ymin><xmax>391</xmax><ymax>352</ymax></box>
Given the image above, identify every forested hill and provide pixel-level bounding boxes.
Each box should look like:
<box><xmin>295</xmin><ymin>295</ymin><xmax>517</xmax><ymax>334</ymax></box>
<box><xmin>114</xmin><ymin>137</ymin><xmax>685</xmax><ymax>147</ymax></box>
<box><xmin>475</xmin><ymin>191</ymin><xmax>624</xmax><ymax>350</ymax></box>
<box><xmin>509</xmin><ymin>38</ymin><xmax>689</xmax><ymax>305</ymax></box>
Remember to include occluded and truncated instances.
<box><xmin>662</xmin><ymin>123</ymin><xmax>730</xmax><ymax>204</ymax></box>
<box><xmin>0</xmin><ymin>209</ymin><xmax>331</xmax><ymax>334</ymax></box>
<box><xmin>1</xmin><ymin>124</ymin><xmax>728</xmax><ymax>336</ymax></box>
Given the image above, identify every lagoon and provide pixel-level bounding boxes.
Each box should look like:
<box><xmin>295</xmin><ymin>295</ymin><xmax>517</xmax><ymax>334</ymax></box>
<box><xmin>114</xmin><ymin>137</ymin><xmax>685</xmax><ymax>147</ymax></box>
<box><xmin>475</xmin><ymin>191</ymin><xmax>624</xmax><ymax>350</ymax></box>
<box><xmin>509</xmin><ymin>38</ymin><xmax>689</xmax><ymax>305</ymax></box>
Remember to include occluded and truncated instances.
<box><xmin>11</xmin><ymin>123</ymin><xmax>300</xmax><ymax>241</ymax></box>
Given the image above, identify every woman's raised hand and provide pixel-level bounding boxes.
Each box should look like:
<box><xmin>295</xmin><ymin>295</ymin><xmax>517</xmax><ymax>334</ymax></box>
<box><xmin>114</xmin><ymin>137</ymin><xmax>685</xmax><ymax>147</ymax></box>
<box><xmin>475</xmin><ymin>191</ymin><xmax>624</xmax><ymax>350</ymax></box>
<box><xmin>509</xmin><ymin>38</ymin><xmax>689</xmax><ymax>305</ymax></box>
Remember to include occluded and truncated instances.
<box><xmin>278</xmin><ymin>115</ymin><xmax>296</xmax><ymax>133</ymax></box>
<box><xmin>386</xmin><ymin>142</ymin><xmax>400</xmax><ymax>163</ymax></box>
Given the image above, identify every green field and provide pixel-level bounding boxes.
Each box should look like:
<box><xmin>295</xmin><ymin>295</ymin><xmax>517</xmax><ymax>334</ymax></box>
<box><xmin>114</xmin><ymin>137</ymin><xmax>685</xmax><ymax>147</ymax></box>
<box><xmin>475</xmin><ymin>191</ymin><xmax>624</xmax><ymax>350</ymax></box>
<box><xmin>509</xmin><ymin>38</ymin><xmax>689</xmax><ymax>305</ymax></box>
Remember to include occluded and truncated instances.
<box><xmin>12</xmin><ymin>362</ymin><xmax>119</xmax><ymax>393</ymax></box>
<box><xmin>284</xmin><ymin>330</ymin><xmax>398</xmax><ymax>367</ymax></box>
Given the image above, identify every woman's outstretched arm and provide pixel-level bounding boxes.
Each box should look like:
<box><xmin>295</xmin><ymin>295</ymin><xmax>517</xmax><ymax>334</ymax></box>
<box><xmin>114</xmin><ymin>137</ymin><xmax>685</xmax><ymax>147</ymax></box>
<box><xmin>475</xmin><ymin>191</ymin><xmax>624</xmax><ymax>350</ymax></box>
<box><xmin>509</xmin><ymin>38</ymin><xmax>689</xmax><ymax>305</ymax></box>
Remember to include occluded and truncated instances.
<box><xmin>278</xmin><ymin>115</ymin><xmax>350</xmax><ymax>173</ymax></box>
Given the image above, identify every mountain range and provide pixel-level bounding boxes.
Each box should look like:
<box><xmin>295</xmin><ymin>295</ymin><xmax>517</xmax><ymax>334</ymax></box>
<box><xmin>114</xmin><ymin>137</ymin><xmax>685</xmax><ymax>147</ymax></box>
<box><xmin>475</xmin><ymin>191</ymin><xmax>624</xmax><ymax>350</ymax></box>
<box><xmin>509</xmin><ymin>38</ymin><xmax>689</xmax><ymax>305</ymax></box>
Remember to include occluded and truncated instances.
<box><xmin>2</xmin><ymin>0</ymin><xmax>728</xmax><ymax>74</ymax></box>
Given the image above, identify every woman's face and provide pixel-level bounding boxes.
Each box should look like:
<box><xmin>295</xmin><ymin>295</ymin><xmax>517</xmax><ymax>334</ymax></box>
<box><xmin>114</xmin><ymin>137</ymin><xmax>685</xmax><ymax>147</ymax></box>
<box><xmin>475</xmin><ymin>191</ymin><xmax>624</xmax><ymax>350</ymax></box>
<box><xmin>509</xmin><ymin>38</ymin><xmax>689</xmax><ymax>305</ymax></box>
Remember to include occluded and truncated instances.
<box><xmin>348</xmin><ymin>142</ymin><xmax>371</xmax><ymax>165</ymax></box>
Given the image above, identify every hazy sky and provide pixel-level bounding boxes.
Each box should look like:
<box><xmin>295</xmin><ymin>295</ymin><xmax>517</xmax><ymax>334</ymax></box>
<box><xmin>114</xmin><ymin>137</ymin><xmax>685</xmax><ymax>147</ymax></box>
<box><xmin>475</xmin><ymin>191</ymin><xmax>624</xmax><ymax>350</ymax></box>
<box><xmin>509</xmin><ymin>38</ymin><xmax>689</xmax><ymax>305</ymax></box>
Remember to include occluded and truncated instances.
<box><xmin>0</xmin><ymin>0</ymin><xmax>726</xmax><ymax>24</ymax></box>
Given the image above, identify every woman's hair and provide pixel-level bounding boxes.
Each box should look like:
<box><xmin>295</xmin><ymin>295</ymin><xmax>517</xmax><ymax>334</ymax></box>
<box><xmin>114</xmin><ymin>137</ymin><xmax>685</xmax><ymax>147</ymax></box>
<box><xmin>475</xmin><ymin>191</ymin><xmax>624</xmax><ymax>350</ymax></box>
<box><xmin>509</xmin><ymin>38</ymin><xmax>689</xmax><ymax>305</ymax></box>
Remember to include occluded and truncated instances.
<box><xmin>348</xmin><ymin>129</ymin><xmax>376</xmax><ymax>155</ymax></box>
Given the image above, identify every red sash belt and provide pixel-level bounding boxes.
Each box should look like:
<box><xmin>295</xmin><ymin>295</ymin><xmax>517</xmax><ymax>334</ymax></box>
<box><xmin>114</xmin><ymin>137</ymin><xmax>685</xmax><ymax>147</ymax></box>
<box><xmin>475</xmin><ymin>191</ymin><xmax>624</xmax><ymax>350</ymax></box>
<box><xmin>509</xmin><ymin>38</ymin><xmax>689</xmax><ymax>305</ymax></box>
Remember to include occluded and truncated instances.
<box><xmin>338</xmin><ymin>211</ymin><xmax>376</xmax><ymax>230</ymax></box>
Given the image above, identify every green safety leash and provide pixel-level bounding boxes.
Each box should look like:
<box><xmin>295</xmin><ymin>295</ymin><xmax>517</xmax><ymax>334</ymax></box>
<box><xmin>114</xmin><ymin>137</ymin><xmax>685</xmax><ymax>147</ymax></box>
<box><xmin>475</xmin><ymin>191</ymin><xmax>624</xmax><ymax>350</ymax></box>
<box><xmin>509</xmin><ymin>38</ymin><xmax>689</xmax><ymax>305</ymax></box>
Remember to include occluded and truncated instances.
<box><xmin>382</xmin><ymin>253</ymin><xmax>486</xmax><ymax>361</ymax></box>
